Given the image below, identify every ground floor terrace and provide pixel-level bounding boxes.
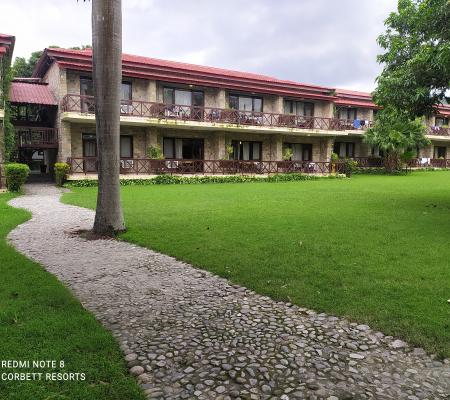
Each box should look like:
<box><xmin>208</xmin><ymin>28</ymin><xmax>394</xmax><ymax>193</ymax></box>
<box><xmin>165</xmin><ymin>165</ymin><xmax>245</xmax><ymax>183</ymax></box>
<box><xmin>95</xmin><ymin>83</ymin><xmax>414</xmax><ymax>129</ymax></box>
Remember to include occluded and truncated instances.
<box><xmin>56</xmin><ymin>123</ymin><xmax>450</xmax><ymax>177</ymax></box>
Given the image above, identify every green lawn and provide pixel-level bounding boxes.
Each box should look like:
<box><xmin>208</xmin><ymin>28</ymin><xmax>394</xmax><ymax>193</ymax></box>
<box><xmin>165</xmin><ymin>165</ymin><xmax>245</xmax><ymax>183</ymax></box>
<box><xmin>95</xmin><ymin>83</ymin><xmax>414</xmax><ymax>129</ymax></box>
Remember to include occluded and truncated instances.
<box><xmin>63</xmin><ymin>172</ymin><xmax>450</xmax><ymax>358</ymax></box>
<box><xmin>0</xmin><ymin>193</ymin><xmax>145</xmax><ymax>400</ymax></box>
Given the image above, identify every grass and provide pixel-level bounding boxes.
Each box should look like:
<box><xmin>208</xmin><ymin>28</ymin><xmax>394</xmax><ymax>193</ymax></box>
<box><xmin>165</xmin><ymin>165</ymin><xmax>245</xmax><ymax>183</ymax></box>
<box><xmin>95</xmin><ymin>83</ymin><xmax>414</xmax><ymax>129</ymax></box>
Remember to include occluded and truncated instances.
<box><xmin>63</xmin><ymin>171</ymin><xmax>450</xmax><ymax>359</ymax></box>
<box><xmin>0</xmin><ymin>193</ymin><xmax>145</xmax><ymax>400</ymax></box>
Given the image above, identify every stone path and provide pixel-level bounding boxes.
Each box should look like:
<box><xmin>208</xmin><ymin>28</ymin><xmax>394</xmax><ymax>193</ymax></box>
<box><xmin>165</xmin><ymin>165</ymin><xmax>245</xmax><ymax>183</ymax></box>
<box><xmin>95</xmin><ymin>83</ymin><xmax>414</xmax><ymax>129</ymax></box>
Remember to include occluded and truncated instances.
<box><xmin>7</xmin><ymin>184</ymin><xmax>450</xmax><ymax>400</ymax></box>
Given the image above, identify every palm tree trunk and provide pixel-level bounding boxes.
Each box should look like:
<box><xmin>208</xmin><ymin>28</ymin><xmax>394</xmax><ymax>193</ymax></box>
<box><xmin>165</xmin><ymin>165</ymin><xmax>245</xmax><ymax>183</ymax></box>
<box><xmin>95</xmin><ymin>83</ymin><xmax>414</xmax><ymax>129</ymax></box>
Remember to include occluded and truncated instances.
<box><xmin>92</xmin><ymin>0</ymin><xmax>125</xmax><ymax>235</ymax></box>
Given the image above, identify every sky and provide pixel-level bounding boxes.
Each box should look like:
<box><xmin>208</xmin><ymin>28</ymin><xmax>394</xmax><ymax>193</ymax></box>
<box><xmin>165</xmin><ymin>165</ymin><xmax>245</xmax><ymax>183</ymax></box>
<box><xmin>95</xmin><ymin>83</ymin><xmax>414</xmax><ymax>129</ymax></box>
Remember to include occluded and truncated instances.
<box><xmin>0</xmin><ymin>0</ymin><xmax>398</xmax><ymax>92</ymax></box>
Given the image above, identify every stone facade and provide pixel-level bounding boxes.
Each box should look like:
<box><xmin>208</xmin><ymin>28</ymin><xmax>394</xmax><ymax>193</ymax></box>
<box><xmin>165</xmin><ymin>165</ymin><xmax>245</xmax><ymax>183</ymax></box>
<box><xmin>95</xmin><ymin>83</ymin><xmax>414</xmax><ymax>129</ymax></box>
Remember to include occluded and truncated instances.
<box><xmin>43</xmin><ymin>68</ymin><xmax>450</xmax><ymax>170</ymax></box>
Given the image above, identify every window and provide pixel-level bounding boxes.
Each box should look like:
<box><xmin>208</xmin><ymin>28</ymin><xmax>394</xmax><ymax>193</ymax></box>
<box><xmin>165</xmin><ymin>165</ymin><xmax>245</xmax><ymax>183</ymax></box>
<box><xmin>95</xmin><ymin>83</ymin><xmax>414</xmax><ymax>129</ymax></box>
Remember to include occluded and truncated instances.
<box><xmin>163</xmin><ymin>87</ymin><xmax>204</xmax><ymax>106</ymax></box>
<box><xmin>284</xmin><ymin>143</ymin><xmax>313</xmax><ymax>161</ymax></box>
<box><xmin>80</xmin><ymin>77</ymin><xmax>94</xmax><ymax>96</ymax></box>
<box><xmin>163</xmin><ymin>138</ymin><xmax>204</xmax><ymax>159</ymax></box>
<box><xmin>338</xmin><ymin>108</ymin><xmax>357</xmax><ymax>120</ymax></box>
<box><xmin>436</xmin><ymin>117</ymin><xmax>449</xmax><ymax>127</ymax></box>
<box><xmin>333</xmin><ymin>142</ymin><xmax>355</xmax><ymax>158</ymax></box>
<box><xmin>434</xmin><ymin>146</ymin><xmax>446</xmax><ymax>159</ymax></box>
<box><xmin>82</xmin><ymin>134</ymin><xmax>97</xmax><ymax>157</ymax></box>
<box><xmin>229</xmin><ymin>95</ymin><xmax>263</xmax><ymax>112</ymax></box>
<box><xmin>81</xmin><ymin>77</ymin><xmax>133</xmax><ymax>100</ymax></box>
<box><xmin>231</xmin><ymin>140</ymin><xmax>262</xmax><ymax>161</ymax></box>
<box><xmin>121</xmin><ymin>82</ymin><xmax>132</xmax><ymax>100</ymax></box>
<box><xmin>283</xmin><ymin>101</ymin><xmax>314</xmax><ymax>117</ymax></box>
<box><xmin>120</xmin><ymin>136</ymin><xmax>133</xmax><ymax>158</ymax></box>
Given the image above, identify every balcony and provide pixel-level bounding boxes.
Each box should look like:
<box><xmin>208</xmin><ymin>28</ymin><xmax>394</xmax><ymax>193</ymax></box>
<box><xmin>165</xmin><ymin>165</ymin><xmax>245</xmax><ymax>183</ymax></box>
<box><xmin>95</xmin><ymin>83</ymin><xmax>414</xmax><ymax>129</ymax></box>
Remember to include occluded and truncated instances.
<box><xmin>16</xmin><ymin>127</ymin><xmax>58</xmax><ymax>148</ymax></box>
<box><xmin>61</xmin><ymin>94</ymin><xmax>372</xmax><ymax>133</ymax></box>
<box><xmin>428</xmin><ymin>126</ymin><xmax>450</xmax><ymax>137</ymax></box>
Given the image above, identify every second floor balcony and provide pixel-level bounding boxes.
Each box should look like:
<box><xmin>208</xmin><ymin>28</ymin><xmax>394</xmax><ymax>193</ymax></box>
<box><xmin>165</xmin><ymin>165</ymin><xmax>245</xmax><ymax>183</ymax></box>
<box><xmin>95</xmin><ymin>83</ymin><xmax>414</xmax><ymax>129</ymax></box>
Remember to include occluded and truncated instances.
<box><xmin>428</xmin><ymin>126</ymin><xmax>450</xmax><ymax>137</ymax></box>
<box><xmin>61</xmin><ymin>94</ymin><xmax>373</xmax><ymax>133</ymax></box>
<box><xmin>15</xmin><ymin>127</ymin><xmax>58</xmax><ymax>148</ymax></box>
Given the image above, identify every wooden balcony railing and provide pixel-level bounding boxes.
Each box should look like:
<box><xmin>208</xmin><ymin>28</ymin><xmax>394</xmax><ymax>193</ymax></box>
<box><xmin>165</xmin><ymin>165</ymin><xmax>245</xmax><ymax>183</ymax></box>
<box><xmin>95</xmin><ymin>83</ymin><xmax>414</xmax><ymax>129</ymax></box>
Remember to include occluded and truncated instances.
<box><xmin>61</xmin><ymin>94</ymin><xmax>372</xmax><ymax>132</ymax></box>
<box><xmin>408</xmin><ymin>158</ymin><xmax>450</xmax><ymax>168</ymax></box>
<box><xmin>16</xmin><ymin>127</ymin><xmax>58</xmax><ymax>148</ymax></box>
<box><xmin>427</xmin><ymin>126</ymin><xmax>450</xmax><ymax>136</ymax></box>
<box><xmin>67</xmin><ymin>157</ymin><xmax>335</xmax><ymax>175</ymax></box>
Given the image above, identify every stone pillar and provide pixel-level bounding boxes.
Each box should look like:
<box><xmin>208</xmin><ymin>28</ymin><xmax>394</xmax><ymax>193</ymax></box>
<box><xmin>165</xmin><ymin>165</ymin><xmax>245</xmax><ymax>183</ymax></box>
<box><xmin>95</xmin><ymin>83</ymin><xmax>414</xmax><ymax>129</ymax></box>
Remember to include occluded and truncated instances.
<box><xmin>274</xmin><ymin>96</ymin><xmax>284</xmax><ymax>114</ymax></box>
<box><xmin>58</xmin><ymin>121</ymin><xmax>72</xmax><ymax>162</ymax></box>
<box><xmin>216</xmin><ymin>132</ymin><xmax>226</xmax><ymax>160</ymax></box>
<box><xmin>323</xmin><ymin>102</ymin><xmax>335</xmax><ymax>119</ymax></box>
<box><xmin>217</xmin><ymin>89</ymin><xmax>226</xmax><ymax>108</ymax></box>
<box><xmin>269</xmin><ymin>134</ymin><xmax>283</xmax><ymax>160</ymax></box>
<box><xmin>148</xmin><ymin>80</ymin><xmax>157</xmax><ymax>102</ymax></box>
<box><xmin>319</xmin><ymin>137</ymin><xmax>334</xmax><ymax>162</ymax></box>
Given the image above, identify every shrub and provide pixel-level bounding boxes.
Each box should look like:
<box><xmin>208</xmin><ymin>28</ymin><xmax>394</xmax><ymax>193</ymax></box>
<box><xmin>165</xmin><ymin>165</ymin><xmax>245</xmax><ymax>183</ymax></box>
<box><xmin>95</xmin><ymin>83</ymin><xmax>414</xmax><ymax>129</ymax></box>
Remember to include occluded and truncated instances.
<box><xmin>54</xmin><ymin>162</ymin><xmax>71</xmax><ymax>187</ymax></box>
<box><xmin>67</xmin><ymin>173</ymin><xmax>346</xmax><ymax>187</ymax></box>
<box><xmin>5</xmin><ymin>163</ymin><xmax>30</xmax><ymax>192</ymax></box>
<box><xmin>147</xmin><ymin>145</ymin><xmax>163</xmax><ymax>159</ymax></box>
<box><xmin>339</xmin><ymin>159</ymin><xmax>358</xmax><ymax>177</ymax></box>
<box><xmin>282</xmin><ymin>148</ymin><xmax>293</xmax><ymax>161</ymax></box>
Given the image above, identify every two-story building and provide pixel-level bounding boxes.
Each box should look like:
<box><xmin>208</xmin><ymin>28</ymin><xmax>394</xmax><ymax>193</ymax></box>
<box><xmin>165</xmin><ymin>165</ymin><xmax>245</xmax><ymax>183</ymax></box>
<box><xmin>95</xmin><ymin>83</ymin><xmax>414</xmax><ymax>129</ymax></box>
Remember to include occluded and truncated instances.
<box><xmin>2</xmin><ymin>37</ymin><xmax>450</xmax><ymax>178</ymax></box>
<box><xmin>27</xmin><ymin>47</ymin><xmax>383</xmax><ymax>176</ymax></box>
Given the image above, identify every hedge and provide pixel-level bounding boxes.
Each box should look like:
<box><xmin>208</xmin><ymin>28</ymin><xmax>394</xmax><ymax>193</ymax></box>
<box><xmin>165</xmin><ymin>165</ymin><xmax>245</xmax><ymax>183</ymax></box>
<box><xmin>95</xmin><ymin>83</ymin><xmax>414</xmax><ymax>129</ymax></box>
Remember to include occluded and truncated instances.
<box><xmin>66</xmin><ymin>173</ymin><xmax>347</xmax><ymax>187</ymax></box>
<box><xmin>5</xmin><ymin>163</ymin><xmax>30</xmax><ymax>192</ymax></box>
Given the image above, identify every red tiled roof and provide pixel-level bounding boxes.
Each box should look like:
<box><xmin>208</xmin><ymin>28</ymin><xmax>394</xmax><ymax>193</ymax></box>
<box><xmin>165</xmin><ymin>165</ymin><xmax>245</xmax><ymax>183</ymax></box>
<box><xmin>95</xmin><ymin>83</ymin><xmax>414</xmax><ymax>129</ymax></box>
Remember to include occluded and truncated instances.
<box><xmin>10</xmin><ymin>81</ymin><xmax>57</xmax><ymax>105</ymax></box>
<box><xmin>437</xmin><ymin>104</ymin><xmax>450</xmax><ymax>116</ymax></box>
<box><xmin>335</xmin><ymin>88</ymin><xmax>378</xmax><ymax>108</ymax></box>
<box><xmin>34</xmin><ymin>48</ymin><xmax>338</xmax><ymax>101</ymax></box>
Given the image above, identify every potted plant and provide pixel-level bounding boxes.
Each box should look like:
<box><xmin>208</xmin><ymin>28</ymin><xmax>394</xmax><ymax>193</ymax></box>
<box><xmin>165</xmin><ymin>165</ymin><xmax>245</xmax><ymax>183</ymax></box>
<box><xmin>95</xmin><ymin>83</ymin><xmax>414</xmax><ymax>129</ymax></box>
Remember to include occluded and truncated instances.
<box><xmin>330</xmin><ymin>152</ymin><xmax>339</xmax><ymax>173</ymax></box>
<box><xmin>278</xmin><ymin>147</ymin><xmax>293</xmax><ymax>171</ymax></box>
<box><xmin>147</xmin><ymin>145</ymin><xmax>164</xmax><ymax>173</ymax></box>
<box><xmin>225</xmin><ymin>144</ymin><xmax>234</xmax><ymax>160</ymax></box>
<box><xmin>220</xmin><ymin>144</ymin><xmax>236</xmax><ymax>173</ymax></box>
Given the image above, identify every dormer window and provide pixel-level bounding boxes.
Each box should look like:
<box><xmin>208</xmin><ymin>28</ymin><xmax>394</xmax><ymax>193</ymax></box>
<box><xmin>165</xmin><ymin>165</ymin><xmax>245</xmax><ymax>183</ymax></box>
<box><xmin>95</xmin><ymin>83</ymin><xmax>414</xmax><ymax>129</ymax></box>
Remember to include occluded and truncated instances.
<box><xmin>283</xmin><ymin>100</ymin><xmax>314</xmax><ymax>117</ymax></box>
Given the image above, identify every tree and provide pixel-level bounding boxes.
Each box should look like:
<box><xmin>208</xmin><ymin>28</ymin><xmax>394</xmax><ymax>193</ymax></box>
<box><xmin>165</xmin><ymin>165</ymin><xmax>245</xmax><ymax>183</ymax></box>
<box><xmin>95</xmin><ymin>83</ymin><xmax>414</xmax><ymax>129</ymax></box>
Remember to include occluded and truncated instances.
<box><xmin>12</xmin><ymin>51</ymin><xmax>43</xmax><ymax>77</ymax></box>
<box><xmin>374</xmin><ymin>0</ymin><xmax>450</xmax><ymax>117</ymax></box>
<box><xmin>364</xmin><ymin>106</ymin><xmax>430</xmax><ymax>171</ymax></box>
<box><xmin>91</xmin><ymin>0</ymin><xmax>125</xmax><ymax>235</ymax></box>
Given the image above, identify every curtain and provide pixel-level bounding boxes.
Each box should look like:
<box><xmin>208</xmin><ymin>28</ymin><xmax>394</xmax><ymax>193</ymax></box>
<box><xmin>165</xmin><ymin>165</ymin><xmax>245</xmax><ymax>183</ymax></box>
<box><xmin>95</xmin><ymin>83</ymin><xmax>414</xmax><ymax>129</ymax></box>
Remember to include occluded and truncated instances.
<box><xmin>120</xmin><ymin>136</ymin><xmax>132</xmax><ymax>158</ymax></box>
<box><xmin>163</xmin><ymin>138</ymin><xmax>174</xmax><ymax>158</ymax></box>
<box><xmin>339</xmin><ymin>143</ymin><xmax>346</xmax><ymax>158</ymax></box>
<box><xmin>252</xmin><ymin>142</ymin><xmax>260</xmax><ymax>160</ymax></box>
<box><xmin>242</xmin><ymin>142</ymin><xmax>250</xmax><ymax>160</ymax></box>
<box><xmin>239</xmin><ymin>97</ymin><xmax>253</xmax><ymax>112</ymax></box>
<box><xmin>292</xmin><ymin>144</ymin><xmax>302</xmax><ymax>160</ymax></box>
<box><xmin>121</xmin><ymin>83</ymin><xmax>132</xmax><ymax>100</ymax></box>
<box><xmin>175</xmin><ymin>90</ymin><xmax>191</xmax><ymax>106</ymax></box>
<box><xmin>175</xmin><ymin>139</ymin><xmax>183</xmax><ymax>159</ymax></box>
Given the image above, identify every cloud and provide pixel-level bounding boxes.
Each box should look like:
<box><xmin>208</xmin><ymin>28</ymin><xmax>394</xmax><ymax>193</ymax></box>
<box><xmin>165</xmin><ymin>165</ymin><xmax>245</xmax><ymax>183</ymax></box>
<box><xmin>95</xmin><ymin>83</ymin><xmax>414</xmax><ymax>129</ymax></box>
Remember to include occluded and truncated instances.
<box><xmin>0</xmin><ymin>0</ymin><xmax>397</xmax><ymax>91</ymax></box>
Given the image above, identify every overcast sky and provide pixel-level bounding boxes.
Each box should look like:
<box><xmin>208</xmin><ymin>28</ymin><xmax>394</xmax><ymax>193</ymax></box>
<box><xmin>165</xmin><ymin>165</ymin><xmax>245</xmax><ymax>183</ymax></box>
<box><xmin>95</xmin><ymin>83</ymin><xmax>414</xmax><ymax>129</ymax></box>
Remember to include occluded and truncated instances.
<box><xmin>0</xmin><ymin>0</ymin><xmax>397</xmax><ymax>92</ymax></box>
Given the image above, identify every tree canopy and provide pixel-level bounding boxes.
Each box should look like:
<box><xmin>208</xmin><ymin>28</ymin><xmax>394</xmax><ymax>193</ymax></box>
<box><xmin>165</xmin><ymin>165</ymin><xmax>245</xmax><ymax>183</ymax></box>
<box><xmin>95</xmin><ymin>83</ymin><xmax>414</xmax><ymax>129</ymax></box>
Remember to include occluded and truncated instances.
<box><xmin>365</xmin><ymin>106</ymin><xmax>429</xmax><ymax>153</ymax></box>
<box><xmin>374</xmin><ymin>0</ymin><xmax>450</xmax><ymax>117</ymax></box>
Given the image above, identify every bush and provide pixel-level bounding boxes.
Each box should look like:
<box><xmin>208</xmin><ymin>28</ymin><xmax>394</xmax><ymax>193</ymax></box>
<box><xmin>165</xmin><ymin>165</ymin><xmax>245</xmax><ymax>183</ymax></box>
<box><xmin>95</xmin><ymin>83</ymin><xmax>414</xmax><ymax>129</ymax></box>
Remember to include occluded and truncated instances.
<box><xmin>67</xmin><ymin>173</ymin><xmax>346</xmax><ymax>187</ymax></box>
<box><xmin>147</xmin><ymin>145</ymin><xmax>163</xmax><ymax>159</ymax></box>
<box><xmin>5</xmin><ymin>163</ymin><xmax>30</xmax><ymax>192</ymax></box>
<box><xmin>339</xmin><ymin>159</ymin><xmax>358</xmax><ymax>177</ymax></box>
<box><xmin>54</xmin><ymin>162</ymin><xmax>71</xmax><ymax>187</ymax></box>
